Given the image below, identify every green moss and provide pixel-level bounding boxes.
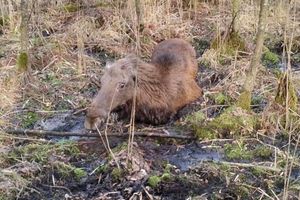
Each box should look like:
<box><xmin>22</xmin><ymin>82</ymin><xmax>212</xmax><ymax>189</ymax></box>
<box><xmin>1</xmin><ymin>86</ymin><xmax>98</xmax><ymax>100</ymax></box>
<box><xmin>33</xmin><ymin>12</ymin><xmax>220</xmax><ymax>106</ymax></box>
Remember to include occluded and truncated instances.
<box><xmin>212</xmin><ymin>92</ymin><xmax>231</xmax><ymax>105</ymax></box>
<box><xmin>236</xmin><ymin>91</ymin><xmax>251</xmax><ymax>110</ymax></box>
<box><xmin>63</xmin><ymin>3</ymin><xmax>80</xmax><ymax>12</ymax></box>
<box><xmin>185</xmin><ymin>111</ymin><xmax>206</xmax><ymax>125</ymax></box>
<box><xmin>161</xmin><ymin>173</ymin><xmax>172</xmax><ymax>181</ymax></box>
<box><xmin>111</xmin><ymin>168</ymin><xmax>123</xmax><ymax>180</ymax></box>
<box><xmin>54</xmin><ymin>162</ymin><xmax>74</xmax><ymax>177</ymax></box>
<box><xmin>185</xmin><ymin>111</ymin><xmax>217</xmax><ymax>139</ymax></box>
<box><xmin>225</xmin><ymin>143</ymin><xmax>273</xmax><ymax>161</ymax></box>
<box><xmin>251</xmin><ymin>166</ymin><xmax>266</xmax><ymax>177</ymax></box>
<box><xmin>191</xmin><ymin>106</ymin><xmax>258</xmax><ymax>139</ymax></box>
<box><xmin>148</xmin><ymin>175</ymin><xmax>161</xmax><ymax>188</ymax></box>
<box><xmin>7</xmin><ymin>141</ymin><xmax>79</xmax><ymax>165</ymax></box>
<box><xmin>21</xmin><ymin>112</ymin><xmax>39</xmax><ymax>128</ymax></box>
<box><xmin>96</xmin><ymin>164</ymin><xmax>109</xmax><ymax>174</ymax></box>
<box><xmin>211</xmin><ymin>31</ymin><xmax>246</xmax><ymax>56</ymax></box>
<box><xmin>253</xmin><ymin>146</ymin><xmax>272</xmax><ymax>159</ymax></box>
<box><xmin>235</xmin><ymin>185</ymin><xmax>250</xmax><ymax>198</ymax></box>
<box><xmin>224</xmin><ymin>143</ymin><xmax>253</xmax><ymax>160</ymax></box>
<box><xmin>74</xmin><ymin>168</ymin><xmax>87</xmax><ymax>180</ymax></box>
<box><xmin>17</xmin><ymin>52</ymin><xmax>29</xmax><ymax>72</ymax></box>
<box><xmin>262</xmin><ymin>49</ymin><xmax>280</xmax><ymax>68</ymax></box>
<box><xmin>210</xmin><ymin>106</ymin><xmax>257</xmax><ymax>134</ymax></box>
<box><xmin>195</xmin><ymin>127</ymin><xmax>217</xmax><ymax>140</ymax></box>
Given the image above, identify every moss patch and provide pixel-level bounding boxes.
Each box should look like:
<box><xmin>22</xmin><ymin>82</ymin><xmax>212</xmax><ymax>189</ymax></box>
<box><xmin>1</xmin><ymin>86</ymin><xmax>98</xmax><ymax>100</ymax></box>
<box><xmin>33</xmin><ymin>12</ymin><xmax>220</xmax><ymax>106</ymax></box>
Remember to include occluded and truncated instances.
<box><xmin>21</xmin><ymin>112</ymin><xmax>39</xmax><ymax>128</ymax></box>
<box><xmin>253</xmin><ymin>146</ymin><xmax>272</xmax><ymax>159</ymax></box>
<box><xmin>148</xmin><ymin>175</ymin><xmax>161</xmax><ymax>188</ymax></box>
<box><xmin>224</xmin><ymin>142</ymin><xmax>253</xmax><ymax>160</ymax></box>
<box><xmin>192</xmin><ymin>106</ymin><xmax>258</xmax><ymax>139</ymax></box>
<box><xmin>73</xmin><ymin>168</ymin><xmax>87</xmax><ymax>180</ymax></box>
<box><xmin>6</xmin><ymin>141</ymin><xmax>80</xmax><ymax>165</ymax></box>
<box><xmin>208</xmin><ymin>106</ymin><xmax>257</xmax><ymax>135</ymax></box>
<box><xmin>211</xmin><ymin>92</ymin><xmax>232</xmax><ymax>105</ymax></box>
<box><xmin>225</xmin><ymin>143</ymin><xmax>273</xmax><ymax>161</ymax></box>
<box><xmin>111</xmin><ymin>168</ymin><xmax>123</xmax><ymax>181</ymax></box>
<box><xmin>262</xmin><ymin>49</ymin><xmax>280</xmax><ymax>68</ymax></box>
<box><xmin>17</xmin><ymin>52</ymin><xmax>29</xmax><ymax>72</ymax></box>
<box><xmin>236</xmin><ymin>90</ymin><xmax>251</xmax><ymax>110</ymax></box>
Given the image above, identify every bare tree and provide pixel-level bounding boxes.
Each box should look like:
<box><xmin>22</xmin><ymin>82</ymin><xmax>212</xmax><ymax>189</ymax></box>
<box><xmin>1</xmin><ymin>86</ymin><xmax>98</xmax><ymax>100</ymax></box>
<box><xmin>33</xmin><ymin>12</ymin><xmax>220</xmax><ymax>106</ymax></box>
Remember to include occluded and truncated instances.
<box><xmin>237</xmin><ymin>0</ymin><xmax>269</xmax><ymax>110</ymax></box>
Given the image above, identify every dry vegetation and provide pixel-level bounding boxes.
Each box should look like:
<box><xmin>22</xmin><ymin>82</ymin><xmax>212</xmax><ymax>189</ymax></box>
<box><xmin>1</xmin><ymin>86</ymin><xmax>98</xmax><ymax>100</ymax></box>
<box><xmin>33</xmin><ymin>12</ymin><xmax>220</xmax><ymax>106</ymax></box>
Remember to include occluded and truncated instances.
<box><xmin>0</xmin><ymin>0</ymin><xmax>300</xmax><ymax>199</ymax></box>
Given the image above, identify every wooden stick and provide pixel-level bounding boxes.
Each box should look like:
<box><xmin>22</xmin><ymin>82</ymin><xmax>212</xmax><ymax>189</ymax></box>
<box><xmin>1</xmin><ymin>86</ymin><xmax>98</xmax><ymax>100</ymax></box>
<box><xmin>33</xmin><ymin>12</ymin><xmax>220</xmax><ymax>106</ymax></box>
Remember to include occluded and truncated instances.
<box><xmin>4</xmin><ymin>128</ymin><xmax>195</xmax><ymax>140</ymax></box>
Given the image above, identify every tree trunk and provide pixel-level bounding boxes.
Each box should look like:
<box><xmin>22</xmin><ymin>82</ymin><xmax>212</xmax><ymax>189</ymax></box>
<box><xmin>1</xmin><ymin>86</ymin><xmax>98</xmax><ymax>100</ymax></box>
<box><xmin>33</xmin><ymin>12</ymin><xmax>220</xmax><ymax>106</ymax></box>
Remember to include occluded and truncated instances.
<box><xmin>231</xmin><ymin>0</ymin><xmax>241</xmax><ymax>33</ymax></box>
<box><xmin>237</xmin><ymin>0</ymin><xmax>268</xmax><ymax>110</ymax></box>
<box><xmin>17</xmin><ymin>0</ymin><xmax>30</xmax><ymax>73</ymax></box>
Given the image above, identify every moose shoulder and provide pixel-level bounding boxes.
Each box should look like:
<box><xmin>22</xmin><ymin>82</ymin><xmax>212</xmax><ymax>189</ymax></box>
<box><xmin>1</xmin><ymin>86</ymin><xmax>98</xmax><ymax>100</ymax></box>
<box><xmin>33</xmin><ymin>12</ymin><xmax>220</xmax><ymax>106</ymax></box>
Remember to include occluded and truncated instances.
<box><xmin>84</xmin><ymin>38</ymin><xmax>202</xmax><ymax>129</ymax></box>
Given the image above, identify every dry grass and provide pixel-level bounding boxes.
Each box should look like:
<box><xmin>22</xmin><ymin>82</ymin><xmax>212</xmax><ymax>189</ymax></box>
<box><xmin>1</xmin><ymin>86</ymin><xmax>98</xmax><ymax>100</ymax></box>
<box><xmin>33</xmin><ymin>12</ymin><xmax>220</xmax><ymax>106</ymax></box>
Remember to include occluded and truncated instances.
<box><xmin>0</xmin><ymin>0</ymin><xmax>299</xmax><ymax>198</ymax></box>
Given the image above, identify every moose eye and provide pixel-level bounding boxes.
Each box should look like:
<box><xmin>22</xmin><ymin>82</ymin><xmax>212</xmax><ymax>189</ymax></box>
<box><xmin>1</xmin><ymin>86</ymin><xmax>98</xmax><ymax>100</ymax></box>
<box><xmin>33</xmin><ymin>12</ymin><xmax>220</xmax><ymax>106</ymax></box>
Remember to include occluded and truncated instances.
<box><xmin>119</xmin><ymin>82</ymin><xmax>126</xmax><ymax>89</ymax></box>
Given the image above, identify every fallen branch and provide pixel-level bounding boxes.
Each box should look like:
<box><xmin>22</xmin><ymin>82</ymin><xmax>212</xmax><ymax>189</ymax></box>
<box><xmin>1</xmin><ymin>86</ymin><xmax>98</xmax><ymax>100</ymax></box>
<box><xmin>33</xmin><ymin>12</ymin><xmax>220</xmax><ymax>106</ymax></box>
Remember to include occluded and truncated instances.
<box><xmin>4</xmin><ymin>128</ymin><xmax>196</xmax><ymax>140</ymax></box>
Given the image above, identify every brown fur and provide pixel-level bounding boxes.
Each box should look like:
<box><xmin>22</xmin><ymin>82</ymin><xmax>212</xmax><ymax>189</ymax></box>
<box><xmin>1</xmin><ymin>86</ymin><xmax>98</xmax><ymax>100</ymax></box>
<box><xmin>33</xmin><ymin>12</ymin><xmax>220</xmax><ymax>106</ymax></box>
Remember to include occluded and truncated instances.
<box><xmin>85</xmin><ymin>38</ymin><xmax>202</xmax><ymax>129</ymax></box>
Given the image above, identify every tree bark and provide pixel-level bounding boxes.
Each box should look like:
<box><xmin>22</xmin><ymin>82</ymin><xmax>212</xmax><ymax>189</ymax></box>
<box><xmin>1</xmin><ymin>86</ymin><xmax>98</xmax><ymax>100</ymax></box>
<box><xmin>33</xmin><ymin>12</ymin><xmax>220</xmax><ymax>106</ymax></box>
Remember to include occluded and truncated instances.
<box><xmin>237</xmin><ymin>0</ymin><xmax>268</xmax><ymax>110</ymax></box>
<box><xmin>17</xmin><ymin>0</ymin><xmax>30</xmax><ymax>73</ymax></box>
<box><xmin>231</xmin><ymin>0</ymin><xmax>241</xmax><ymax>33</ymax></box>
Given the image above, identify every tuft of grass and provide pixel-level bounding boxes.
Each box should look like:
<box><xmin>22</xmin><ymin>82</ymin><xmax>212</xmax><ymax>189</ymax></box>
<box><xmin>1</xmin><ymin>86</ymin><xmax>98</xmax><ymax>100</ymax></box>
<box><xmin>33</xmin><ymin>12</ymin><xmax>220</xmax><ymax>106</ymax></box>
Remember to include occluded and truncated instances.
<box><xmin>21</xmin><ymin>112</ymin><xmax>39</xmax><ymax>128</ymax></box>
<box><xmin>0</xmin><ymin>16</ymin><xmax>9</xmax><ymax>26</ymax></box>
<box><xmin>275</xmin><ymin>72</ymin><xmax>298</xmax><ymax>112</ymax></box>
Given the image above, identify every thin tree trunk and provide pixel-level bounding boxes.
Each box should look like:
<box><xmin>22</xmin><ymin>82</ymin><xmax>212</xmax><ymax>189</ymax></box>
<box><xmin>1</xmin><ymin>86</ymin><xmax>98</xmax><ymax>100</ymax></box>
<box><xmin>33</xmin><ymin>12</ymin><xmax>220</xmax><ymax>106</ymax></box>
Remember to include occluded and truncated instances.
<box><xmin>231</xmin><ymin>0</ymin><xmax>241</xmax><ymax>33</ymax></box>
<box><xmin>17</xmin><ymin>0</ymin><xmax>30</xmax><ymax>73</ymax></box>
<box><xmin>237</xmin><ymin>0</ymin><xmax>268</xmax><ymax>110</ymax></box>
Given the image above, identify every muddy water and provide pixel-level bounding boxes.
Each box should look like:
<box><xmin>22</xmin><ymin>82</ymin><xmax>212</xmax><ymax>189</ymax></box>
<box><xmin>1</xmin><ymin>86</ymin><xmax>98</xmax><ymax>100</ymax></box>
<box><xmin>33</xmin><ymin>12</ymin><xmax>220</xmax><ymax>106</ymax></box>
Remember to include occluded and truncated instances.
<box><xmin>34</xmin><ymin>112</ymin><xmax>224</xmax><ymax>171</ymax></box>
<box><xmin>164</xmin><ymin>143</ymin><xmax>222</xmax><ymax>171</ymax></box>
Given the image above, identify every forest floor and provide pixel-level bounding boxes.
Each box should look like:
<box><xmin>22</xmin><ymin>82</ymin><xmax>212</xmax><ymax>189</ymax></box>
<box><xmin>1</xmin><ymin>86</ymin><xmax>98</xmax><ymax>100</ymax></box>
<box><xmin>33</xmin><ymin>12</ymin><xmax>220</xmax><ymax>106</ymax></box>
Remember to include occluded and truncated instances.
<box><xmin>1</xmin><ymin>1</ymin><xmax>300</xmax><ymax>200</ymax></box>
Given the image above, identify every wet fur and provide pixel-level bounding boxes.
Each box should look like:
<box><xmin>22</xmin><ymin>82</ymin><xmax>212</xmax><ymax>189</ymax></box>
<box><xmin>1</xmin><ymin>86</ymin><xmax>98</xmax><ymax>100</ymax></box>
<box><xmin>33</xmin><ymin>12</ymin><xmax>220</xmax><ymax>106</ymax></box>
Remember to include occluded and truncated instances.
<box><xmin>86</xmin><ymin>38</ymin><xmax>202</xmax><ymax>127</ymax></box>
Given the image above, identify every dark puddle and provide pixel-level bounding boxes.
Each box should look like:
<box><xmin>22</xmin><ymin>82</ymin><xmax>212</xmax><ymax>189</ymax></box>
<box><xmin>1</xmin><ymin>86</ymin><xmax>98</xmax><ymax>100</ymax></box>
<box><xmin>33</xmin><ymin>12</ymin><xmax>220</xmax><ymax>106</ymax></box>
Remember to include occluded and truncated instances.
<box><xmin>34</xmin><ymin>112</ymin><xmax>85</xmax><ymax>132</ymax></box>
<box><xmin>163</xmin><ymin>143</ymin><xmax>222</xmax><ymax>171</ymax></box>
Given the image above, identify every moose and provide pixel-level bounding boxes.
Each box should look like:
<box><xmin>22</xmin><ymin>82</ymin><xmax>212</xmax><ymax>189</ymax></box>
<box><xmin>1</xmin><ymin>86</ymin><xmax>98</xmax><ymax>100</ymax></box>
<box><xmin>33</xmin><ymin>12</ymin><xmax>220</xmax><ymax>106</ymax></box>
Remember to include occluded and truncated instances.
<box><xmin>84</xmin><ymin>38</ymin><xmax>202</xmax><ymax>129</ymax></box>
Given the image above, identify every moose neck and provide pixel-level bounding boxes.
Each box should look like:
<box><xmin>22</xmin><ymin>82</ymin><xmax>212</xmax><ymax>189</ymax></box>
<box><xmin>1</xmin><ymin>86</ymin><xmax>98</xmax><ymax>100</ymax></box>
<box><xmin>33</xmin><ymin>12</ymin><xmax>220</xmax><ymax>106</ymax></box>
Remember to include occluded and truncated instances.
<box><xmin>134</xmin><ymin>61</ymin><xmax>169</xmax><ymax>108</ymax></box>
